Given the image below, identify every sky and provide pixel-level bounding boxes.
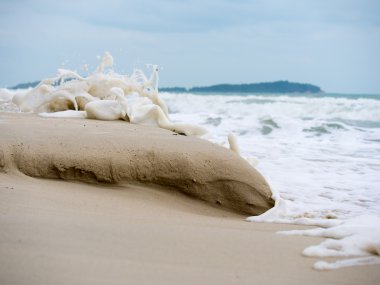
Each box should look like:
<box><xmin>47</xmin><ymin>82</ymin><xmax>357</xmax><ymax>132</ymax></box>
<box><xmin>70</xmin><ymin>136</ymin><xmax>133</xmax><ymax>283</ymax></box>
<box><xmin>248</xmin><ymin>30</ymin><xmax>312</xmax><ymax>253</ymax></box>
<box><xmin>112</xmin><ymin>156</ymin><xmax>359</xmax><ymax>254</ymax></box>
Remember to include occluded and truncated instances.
<box><xmin>0</xmin><ymin>0</ymin><xmax>379</xmax><ymax>93</ymax></box>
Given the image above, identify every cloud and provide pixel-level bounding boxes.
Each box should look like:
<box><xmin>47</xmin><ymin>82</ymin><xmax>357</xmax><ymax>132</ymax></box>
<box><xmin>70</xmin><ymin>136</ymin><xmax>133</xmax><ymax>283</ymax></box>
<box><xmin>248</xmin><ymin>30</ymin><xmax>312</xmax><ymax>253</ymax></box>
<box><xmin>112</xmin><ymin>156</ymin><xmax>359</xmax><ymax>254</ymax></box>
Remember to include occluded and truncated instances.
<box><xmin>0</xmin><ymin>0</ymin><xmax>379</xmax><ymax>93</ymax></box>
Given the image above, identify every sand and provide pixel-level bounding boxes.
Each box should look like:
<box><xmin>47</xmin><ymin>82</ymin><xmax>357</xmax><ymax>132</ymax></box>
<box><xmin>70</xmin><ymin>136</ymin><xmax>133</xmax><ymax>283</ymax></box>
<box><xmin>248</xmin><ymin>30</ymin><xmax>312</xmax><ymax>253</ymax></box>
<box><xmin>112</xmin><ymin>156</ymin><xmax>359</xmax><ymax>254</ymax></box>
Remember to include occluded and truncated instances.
<box><xmin>1</xmin><ymin>113</ymin><xmax>379</xmax><ymax>284</ymax></box>
<box><xmin>0</xmin><ymin>113</ymin><xmax>273</xmax><ymax>215</ymax></box>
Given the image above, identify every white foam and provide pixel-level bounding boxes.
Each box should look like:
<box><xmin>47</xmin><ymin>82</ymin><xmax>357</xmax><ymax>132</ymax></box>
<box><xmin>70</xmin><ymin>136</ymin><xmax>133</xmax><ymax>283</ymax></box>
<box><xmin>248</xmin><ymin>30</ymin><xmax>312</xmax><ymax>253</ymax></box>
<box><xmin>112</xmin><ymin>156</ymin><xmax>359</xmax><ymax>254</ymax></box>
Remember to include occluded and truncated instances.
<box><xmin>5</xmin><ymin>53</ymin><xmax>206</xmax><ymax>137</ymax></box>
<box><xmin>0</xmin><ymin>88</ymin><xmax>15</xmax><ymax>102</ymax></box>
<box><xmin>0</xmin><ymin>88</ymin><xmax>28</xmax><ymax>112</ymax></box>
<box><xmin>313</xmin><ymin>256</ymin><xmax>380</xmax><ymax>270</ymax></box>
<box><xmin>277</xmin><ymin>215</ymin><xmax>380</xmax><ymax>270</ymax></box>
<box><xmin>39</xmin><ymin>110</ymin><xmax>87</xmax><ymax>118</ymax></box>
<box><xmin>227</xmin><ymin>133</ymin><xmax>240</xmax><ymax>155</ymax></box>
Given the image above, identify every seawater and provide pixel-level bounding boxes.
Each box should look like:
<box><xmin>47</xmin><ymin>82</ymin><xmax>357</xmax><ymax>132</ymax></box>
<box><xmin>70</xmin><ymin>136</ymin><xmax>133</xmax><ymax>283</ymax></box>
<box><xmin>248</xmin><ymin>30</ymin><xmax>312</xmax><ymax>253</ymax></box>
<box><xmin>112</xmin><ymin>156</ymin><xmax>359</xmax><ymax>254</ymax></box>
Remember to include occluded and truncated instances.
<box><xmin>162</xmin><ymin>92</ymin><xmax>380</xmax><ymax>221</ymax></box>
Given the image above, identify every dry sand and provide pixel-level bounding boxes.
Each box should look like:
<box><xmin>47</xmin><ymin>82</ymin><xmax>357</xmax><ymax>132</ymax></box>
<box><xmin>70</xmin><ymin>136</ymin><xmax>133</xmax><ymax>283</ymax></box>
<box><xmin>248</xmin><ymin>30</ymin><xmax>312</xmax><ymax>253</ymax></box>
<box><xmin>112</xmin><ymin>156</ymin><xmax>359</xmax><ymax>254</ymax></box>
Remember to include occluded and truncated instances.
<box><xmin>1</xmin><ymin>113</ymin><xmax>379</xmax><ymax>284</ymax></box>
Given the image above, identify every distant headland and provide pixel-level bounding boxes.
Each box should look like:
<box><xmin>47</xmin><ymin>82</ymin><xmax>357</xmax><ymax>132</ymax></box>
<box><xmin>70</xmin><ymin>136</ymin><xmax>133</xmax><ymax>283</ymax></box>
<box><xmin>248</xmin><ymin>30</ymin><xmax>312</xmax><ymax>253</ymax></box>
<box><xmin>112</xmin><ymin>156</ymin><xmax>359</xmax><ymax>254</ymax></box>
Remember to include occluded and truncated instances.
<box><xmin>160</xmin><ymin>81</ymin><xmax>322</xmax><ymax>94</ymax></box>
<box><xmin>9</xmin><ymin>80</ymin><xmax>322</xmax><ymax>94</ymax></box>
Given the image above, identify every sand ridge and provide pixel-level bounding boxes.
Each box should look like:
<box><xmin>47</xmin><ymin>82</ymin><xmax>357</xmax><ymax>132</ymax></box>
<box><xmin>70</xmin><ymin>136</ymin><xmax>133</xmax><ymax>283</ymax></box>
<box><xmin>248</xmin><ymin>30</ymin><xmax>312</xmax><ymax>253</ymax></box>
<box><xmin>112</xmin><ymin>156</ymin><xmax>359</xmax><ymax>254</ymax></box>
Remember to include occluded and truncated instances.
<box><xmin>0</xmin><ymin>113</ymin><xmax>274</xmax><ymax>215</ymax></box>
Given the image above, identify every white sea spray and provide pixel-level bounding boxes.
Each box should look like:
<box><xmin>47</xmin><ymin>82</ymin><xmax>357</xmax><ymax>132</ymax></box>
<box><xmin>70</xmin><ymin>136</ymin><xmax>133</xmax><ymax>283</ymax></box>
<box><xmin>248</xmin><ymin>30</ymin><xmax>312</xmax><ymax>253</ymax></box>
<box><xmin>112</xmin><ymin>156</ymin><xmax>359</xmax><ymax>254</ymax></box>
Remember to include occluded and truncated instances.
<box><xmin>2</xmin><ymin>53</ymin><xmax>206</xmax><ymax>137</ymax></box>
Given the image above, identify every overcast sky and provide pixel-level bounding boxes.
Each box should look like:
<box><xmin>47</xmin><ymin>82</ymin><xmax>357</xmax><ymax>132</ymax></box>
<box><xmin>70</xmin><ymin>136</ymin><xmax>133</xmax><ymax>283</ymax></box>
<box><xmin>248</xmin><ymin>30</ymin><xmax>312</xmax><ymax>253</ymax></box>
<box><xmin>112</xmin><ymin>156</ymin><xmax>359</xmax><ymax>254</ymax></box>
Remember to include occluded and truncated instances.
<box><xmin>0</xmin><ymin>0</ymin><xmax>379</xmax><ymax>93</ymax></box>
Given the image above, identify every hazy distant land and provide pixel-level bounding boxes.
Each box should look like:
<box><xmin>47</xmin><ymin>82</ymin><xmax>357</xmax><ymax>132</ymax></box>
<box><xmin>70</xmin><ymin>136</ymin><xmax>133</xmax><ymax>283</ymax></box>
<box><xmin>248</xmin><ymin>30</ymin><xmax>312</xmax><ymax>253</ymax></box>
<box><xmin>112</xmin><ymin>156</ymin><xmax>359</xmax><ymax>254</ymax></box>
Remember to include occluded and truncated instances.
<box><xmin>161</xmin><ymin>81</ymin><xmax>322</xmax><ymax>93</ymax></box>
<box><xmin>9</xmin><ymin>80</ymin><xmax>322</xmax><ymax>94</ymax></box>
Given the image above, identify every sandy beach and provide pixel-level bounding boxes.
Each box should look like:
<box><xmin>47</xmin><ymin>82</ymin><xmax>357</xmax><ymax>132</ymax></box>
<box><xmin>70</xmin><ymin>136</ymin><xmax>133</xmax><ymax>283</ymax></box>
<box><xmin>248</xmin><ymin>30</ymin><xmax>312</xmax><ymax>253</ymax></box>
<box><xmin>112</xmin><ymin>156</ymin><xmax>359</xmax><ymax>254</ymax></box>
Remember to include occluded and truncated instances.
<box><xmin>1</xmin><ymin>113</ymin><xmax>379</xmax><ymax>284</ymax></box>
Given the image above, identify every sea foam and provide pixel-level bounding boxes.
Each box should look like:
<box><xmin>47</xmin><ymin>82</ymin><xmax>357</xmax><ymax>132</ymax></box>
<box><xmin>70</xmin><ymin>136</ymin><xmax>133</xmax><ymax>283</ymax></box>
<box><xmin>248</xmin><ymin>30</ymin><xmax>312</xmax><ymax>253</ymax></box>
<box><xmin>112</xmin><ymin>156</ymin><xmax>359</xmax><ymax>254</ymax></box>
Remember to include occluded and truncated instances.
<box><xmin>4</xmin><ymin>52</ymin><xmax>206</xmax><ymax>137</ymax></box>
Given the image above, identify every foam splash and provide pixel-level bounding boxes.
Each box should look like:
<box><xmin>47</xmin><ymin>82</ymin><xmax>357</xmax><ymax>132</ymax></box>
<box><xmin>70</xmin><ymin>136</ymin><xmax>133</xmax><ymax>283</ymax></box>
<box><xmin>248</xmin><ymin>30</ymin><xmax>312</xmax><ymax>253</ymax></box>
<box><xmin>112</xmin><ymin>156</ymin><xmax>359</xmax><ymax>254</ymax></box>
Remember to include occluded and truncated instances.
<box><xmin>0</xmin><ymin>88</ymin><xmax>28</xmax><ymax>112</ymax></box>
<box><xmin>9</xmin><ymin>52</ymin><xmax>207</xmax><ymax>137</ymax></box>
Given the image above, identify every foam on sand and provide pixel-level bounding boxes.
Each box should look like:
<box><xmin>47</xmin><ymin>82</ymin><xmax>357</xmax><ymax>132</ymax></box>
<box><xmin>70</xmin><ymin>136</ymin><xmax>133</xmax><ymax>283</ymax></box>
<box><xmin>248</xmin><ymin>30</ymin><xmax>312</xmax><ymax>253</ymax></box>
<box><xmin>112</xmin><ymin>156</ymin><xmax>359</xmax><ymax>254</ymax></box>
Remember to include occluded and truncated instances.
<box><xmin>248</xmin><ymin>191</ymin><xmax>380</xmax><ymax>269</ymax></box>
<box><xmin>278</xmin><ymin>215</ymin><xmax>380</xmax><ymax>270</ymax></box>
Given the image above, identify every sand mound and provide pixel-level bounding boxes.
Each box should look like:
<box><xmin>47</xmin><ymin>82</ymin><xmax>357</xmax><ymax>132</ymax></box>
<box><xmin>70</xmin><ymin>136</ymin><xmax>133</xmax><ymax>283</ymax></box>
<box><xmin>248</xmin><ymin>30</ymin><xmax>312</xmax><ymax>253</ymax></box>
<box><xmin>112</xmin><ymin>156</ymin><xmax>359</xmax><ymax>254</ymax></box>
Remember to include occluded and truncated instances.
<box><xmin>0</xmin><ymin>113</ymin><xmax>274</xmax><ymax>215</ymax></box>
